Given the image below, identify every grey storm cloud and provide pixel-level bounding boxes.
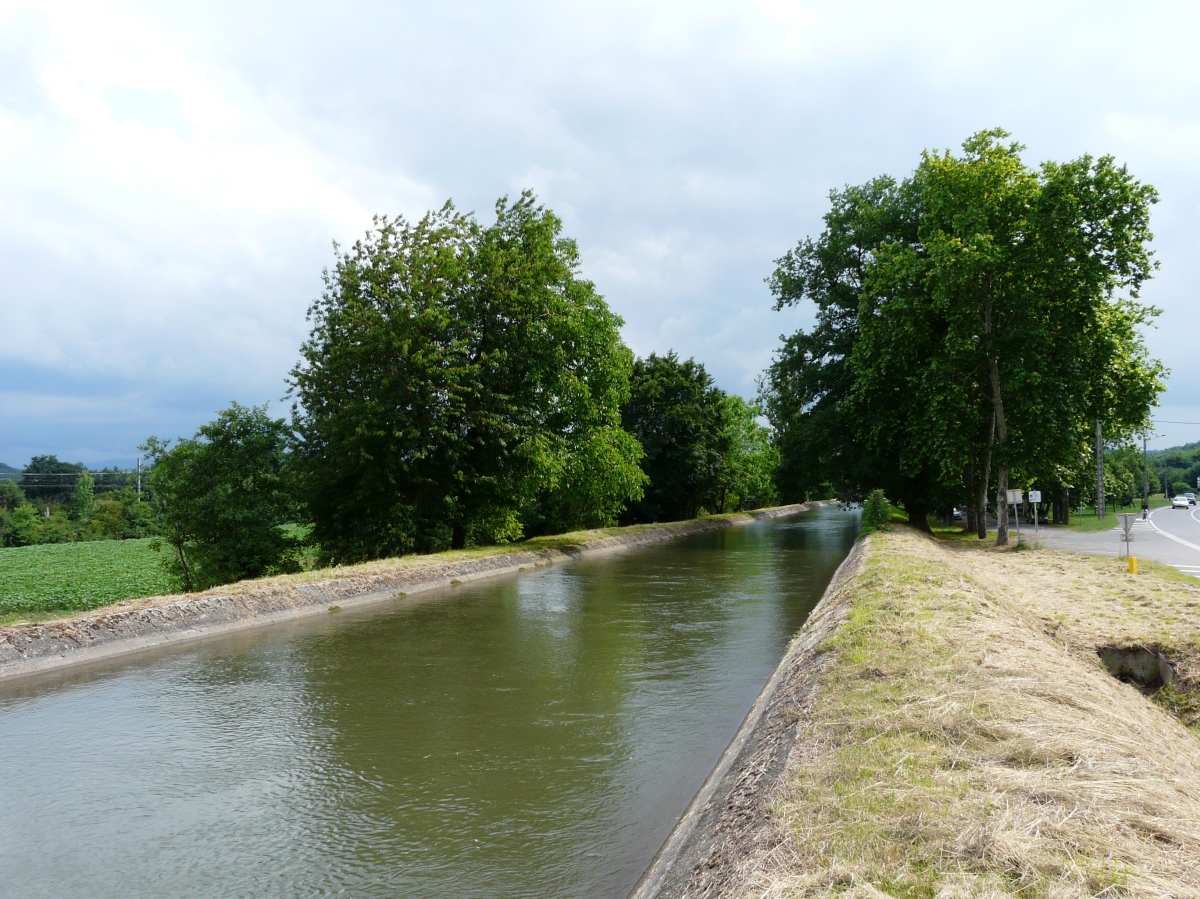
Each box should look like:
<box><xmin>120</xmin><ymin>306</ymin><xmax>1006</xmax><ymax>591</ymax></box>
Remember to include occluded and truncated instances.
<box><xmin>3</xmin><ymin>0</ymin><xmax>1200</xmax><ymax>465</ymax></box>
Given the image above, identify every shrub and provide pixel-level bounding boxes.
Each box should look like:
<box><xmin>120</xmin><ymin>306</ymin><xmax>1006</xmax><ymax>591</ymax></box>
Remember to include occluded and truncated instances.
<box><xmin>860</xmin><ymin>489</ymin><xmax>890</xmax><ymax>534</ymax></box>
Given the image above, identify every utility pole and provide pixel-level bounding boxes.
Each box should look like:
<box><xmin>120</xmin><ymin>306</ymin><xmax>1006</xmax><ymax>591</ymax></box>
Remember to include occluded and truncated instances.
<box><xmin>137</xmin><ymin>457</ymin><xmax>142</xmax><ymax>501</ymax></box>
<box><xmin>1095</xmin><ymin>419</ymin><xmax>1105</xmax><ymax>521</ymax></box>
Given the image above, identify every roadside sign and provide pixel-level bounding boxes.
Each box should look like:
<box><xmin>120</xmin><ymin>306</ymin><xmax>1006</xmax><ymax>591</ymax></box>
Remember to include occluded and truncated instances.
<box><xmin>1006</xmin><ymin>489</ymin><xmax>1023</xmax><ymax>504</ymax></box>
<box><xmin>1118</xmin><ymin>513</ymin><xmax>1136</xmax><ymax>556</ymax></box>
<box><xmin>1028</xmin><ymin>490</ymin><xmax>1042</xmax><ymax>503</ymax></box>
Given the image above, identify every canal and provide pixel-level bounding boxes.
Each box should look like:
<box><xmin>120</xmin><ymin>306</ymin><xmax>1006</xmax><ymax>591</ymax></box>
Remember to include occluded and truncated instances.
<box><xmin>0</xmin><ymin>506</ymin><xmax>858</xmax><ymax>898</ymax></box>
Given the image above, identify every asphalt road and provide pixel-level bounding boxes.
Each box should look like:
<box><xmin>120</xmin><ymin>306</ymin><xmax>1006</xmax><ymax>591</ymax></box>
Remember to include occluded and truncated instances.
<box><xmin>1033</xmin><ymin>503</ymin><xmax>1200</xmax><ymax>578</ymax></box>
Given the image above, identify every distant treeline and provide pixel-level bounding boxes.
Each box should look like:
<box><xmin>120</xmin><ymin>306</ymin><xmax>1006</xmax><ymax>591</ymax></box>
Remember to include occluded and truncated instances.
<box><xmin>0</xmin><ymin>459</ymin><xmax>157</xmax><ymax>547</ymax></box>
<box><xmin>1149</xmin><ymin>443</ymin><xmax>1200</xmax><ymax>497</ymax></box>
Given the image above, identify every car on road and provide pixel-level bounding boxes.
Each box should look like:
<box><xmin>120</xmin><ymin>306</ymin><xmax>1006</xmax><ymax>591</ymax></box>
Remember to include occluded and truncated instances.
<box><xmin>1172</xmin><ymin>496</ymin><xmax>1190</xmax><ymax>509</ymax></box>
<box><xmin>1188</xmin><ymin>492</ymin><xmax>1197</xmax><ymax>505</ymax></box>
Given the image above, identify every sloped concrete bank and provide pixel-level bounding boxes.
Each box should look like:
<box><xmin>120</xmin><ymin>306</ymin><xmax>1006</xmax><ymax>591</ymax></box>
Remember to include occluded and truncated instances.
<box><xmin>628</xmin><ymin>537</ymin><xmax>866</xmax><ymax>899</ymax></box>
<box><xmin>0</xmin><ymin>503</ymin><xmax>818</xmax><ymax>682</ymax></box>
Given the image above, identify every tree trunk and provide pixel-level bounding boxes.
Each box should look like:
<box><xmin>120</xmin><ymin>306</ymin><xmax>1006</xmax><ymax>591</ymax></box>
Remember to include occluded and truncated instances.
<box><xmin>1052</xmin><ymin>487</ymin><xmax>1067</xmax><ymax>525</ymax></box>
<box><xmin>988</xmin><ymin>356</ymin><xmax>1010</xmax><ymax>547</ymax></box>
<box><xmin>996</xmin><ymin>467</ymin><xmax>1009</xmax><ymax>545</ymax></box>
<box><xmin>976</xmin><ymin>414</ymin><xmax>995</xmax><ymax>540</ymax></box>
<box><xmin>965</xmin><ymin>464</ymin><xmax>976</xmax><ymax>533</ymax></box>
<box><xmin>1095</xmin><ymin>419</ymin><xmax>1106</xmax><ymax>521</ymax></box>
<box><xmin>451</xmin><ymin>523</ymin><xmax>467</xmax><ymax>550</ymax></box>
<box><xmin>906</xmin><ymin>500</ymin><xmax>932</xmax><ymax>533</ymax></box>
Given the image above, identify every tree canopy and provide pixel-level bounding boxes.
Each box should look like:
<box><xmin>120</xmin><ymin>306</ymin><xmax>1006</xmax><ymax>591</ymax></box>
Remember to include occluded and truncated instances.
<box><xmin>621</xmin><ymin>353</ymin><xmax>778</xmax><ymax>522</ymax></box>
<box><xmin>621</xmin><ymin>352</ymin><xmax>727</xmax><ymax>522</ymax></box>
<box><xmin>290</xmin><ymin>192</ymin><xmax>645</xmax><ymax>562</ymax></box>
<box><xmin>762</xmin><ymin>130</ymin><xmax>1165</xmax><ymax>540</ymax></box>
<box><xmin>142</xmin><ymin>403</ymin><xmax>299</xmax><ymax>590</ymax></box>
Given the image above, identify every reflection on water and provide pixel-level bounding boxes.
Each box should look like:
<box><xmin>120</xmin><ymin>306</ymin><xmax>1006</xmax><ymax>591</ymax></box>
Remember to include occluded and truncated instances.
<box><xmin>0</xmin><ymin>507</ymin><xmax>857</xmax><ymax>898</ymax></box>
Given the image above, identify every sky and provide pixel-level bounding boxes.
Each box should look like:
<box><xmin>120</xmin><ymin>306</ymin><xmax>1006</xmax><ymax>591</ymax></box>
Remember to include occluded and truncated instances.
<box><xmin>2</xmin><ymin>0</ymin><xmax>1199</xmax><ymax>467</ymax></box>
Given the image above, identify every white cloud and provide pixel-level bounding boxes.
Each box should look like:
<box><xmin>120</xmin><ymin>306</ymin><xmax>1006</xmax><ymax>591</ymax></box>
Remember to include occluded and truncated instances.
<box><xmin>3</xmin><ymin>0</ymin><xmax>1200</xmax><ymax>461</ymax></box>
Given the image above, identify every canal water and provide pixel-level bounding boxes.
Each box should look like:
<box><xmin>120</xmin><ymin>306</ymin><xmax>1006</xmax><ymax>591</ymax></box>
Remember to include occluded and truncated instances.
<box><xmin>0</xmin><ymin>506</ymin><xmax>857</xmax><ymax>898</ymax></box>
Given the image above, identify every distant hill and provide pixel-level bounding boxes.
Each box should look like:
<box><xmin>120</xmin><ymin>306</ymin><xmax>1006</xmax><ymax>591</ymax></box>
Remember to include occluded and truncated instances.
<box><xmin>91</xmin><ymin>459</ymin><xmax>138</xmax><ymax>471</ymax></box>
<box><xmin>1148</xmin><ymin>441</ymin><xmax>1200</xmax><ymax>458</ymax></box>
<box><xmin>0</xmin><ymin>459</ymin><xmax>137</xmax><ymax>477</ymax></box>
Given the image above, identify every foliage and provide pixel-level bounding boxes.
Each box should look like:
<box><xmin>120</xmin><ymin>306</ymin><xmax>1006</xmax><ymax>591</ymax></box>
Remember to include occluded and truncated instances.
<box><xmin>143</xmin><ymin>402</ymin><xmax>300</xmax><ymax>591</ymax></box>
<box><xmin>762</xmin><ymin>129</ymin><xmax>1164</xmax><ymax>538</ymax></box>
<box><xmin>1151</xmin><ymin>442</ymin><xmax>1200</xmax><ymax>497</ymax></box>
<box><xmin>715</xmin><ymin>394</ymin><xmax>778</xmax><ymax>512</ymax></box>
<box><xmin>22</xmin><ymin>455</ymin><xmax>82</xmax><ymax>503</ymax></box>
<box><xmin>0</xmin><ymin>478</ymin><xmax>23</xmax><ymax>511</ymax></box>
<box><xmin>760</xmin><ymin>173</ymin><xmax>951</xmax><ymax>520</ymax></box>
<box><xmin>859</xmin><ymin>489</ymin><xmax>890</xmax><ymax>533</ymax></box>
<box><xmin>0</xmin><ymin>538</ymin><xmax>177</xmax><ymax>615</ymax></box>
<box><xmin>3</xmin><ymin>505</ymin><xmax>42</xmax><ymax>547</ymax></box>
<box><xmin>620</xmin><ymin>352</ymin><xmax>728</xmax><ymax>522</ymax></box>
<box><xmin>290</xmin><ymin>192</ymin><xmax>644</xmax><ymax>562</ymax></box>
<box><xmin>72</xmin><ymin>468</ymin><xmax>95</xmax><ymax>522</ymax></box>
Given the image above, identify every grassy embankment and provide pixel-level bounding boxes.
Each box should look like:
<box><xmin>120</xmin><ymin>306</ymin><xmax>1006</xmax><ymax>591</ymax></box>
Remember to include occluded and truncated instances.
<box><xmin>745</xmin><ymin>528</ymin><xmax>1200</xmax><ymax>898</ymax></box>
<box><xmin>0</xmin><ymin>508</ymin><xmax>788</xmax><ymax>626</ymax></box>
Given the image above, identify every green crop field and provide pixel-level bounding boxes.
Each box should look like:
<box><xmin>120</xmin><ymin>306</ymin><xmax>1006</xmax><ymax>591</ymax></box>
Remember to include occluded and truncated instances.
<box><xmin>0</xmin><ymin>538</ymin><xmax>178</xmax><ymax>618</ymax></box>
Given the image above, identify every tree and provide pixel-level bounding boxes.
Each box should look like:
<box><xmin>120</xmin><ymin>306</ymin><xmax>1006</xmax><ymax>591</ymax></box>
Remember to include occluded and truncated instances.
<box><xmin>22</xmin><ymin>455</ymin><xmax>81</xmax><ymax>504</ymax></box>
<box><xmin>71</xmin><ymin>469</ymin><xmax>95</xmax><ymax>523</ymax></box>
<box><xmin>760</xmin><ymin>176</ymin><xmax>945</xmax><ymax>523</ymax></box>
<box><xmin>0</xmin><ymin>478</ymin><xmax>23</xmax><ymax>512</ymax></box>
<box><xmin>763</xmin><ymin>130</ymin><xmax>1164</xmax><ymax>538</ymax></box>
<box><xmin>5</xmin><ymin>505</ymin><xmax>42</xmax><ymax>547</ymax></box>
<box><xmin>900</xmin><ymin>131</ymin><xmax>1162</xmax><ymax>542</ymax></box>
<box><xmin>290</xmin><ymin>192</ymin><xmax>645</xmax><ymax>562</ymax></box>
<box><xmin>621</xmin><ymin>352</ymin><xmax>728</xmax><ymax>522</ymax></box>
<box><xmin>714</xmin><ymin>394</ymin><xmax>778</xmax><ymax>512</ymax></box>
<box><xmin>142</xmin><ymin>403</ymin><xmax>299</xmax><ymax>591</ymax></box>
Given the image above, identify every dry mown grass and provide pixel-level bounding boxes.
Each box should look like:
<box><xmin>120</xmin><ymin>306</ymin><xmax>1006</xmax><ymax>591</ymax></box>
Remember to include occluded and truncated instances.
<box><xmin>739</xmin><ymin>530</ymin><xmax>1200</xmax><ymax>899</ymax></box>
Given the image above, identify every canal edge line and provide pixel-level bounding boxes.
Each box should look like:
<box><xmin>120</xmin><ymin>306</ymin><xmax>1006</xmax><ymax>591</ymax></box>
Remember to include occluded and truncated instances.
<box><xmin>0</xmin><ymin>502</ymin><xmax>831</xmax><ymax>683</ymax></box>
<box><xmin>627</xmin><ymin>531</ymin><xmax>867</xmax><ymax>899</ymax></box>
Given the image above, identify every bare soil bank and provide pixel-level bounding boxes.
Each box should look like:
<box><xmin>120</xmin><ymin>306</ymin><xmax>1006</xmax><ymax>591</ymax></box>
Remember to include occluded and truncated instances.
<box><xmin>634</xmin><ymin>529</ymin><xmax>1200</xmax><ymax>898</ymax></box>
<box><xmin>0</xmin><ymin>504</ymin><xmax>816</xmax><ymax>682</ymax></box>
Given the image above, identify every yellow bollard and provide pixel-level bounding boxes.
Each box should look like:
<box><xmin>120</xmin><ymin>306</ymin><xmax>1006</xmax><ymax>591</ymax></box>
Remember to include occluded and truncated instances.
<box><xmin>1128</xmin><ymin>556</ymin><xmax>1138</xmax><ymax>574</ymax></box>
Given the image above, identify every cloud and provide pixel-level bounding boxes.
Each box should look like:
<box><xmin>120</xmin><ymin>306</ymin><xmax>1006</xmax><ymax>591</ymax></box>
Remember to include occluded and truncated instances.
<box><xmin>3</xmin><ymin>0</ymin><xmax>1200</xmax><ymax>462</ymax></box>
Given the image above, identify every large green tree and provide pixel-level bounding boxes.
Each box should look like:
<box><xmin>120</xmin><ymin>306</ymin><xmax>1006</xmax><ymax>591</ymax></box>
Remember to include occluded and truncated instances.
<box><xmin>620</xmin><ymin>352</ymin><xmax>729</xmax><ymax>522</ymax></box>
<box><xmin>760</xmin><ymin>176</ymin><xmax>947</xmax><ymax>522</ymax></box>
<box><xmin>764</xmin><ymin>130</ymin><xmax>1164</xmax><ymax>539</ymax></box>
<box><xmin>290</xmin><ymin>192</ymin><xmax>644</xmax><ymax>561</ymax></box>
<box><xmin>142</xmin><ymin>403</ymin><xmax>299</xmax><ymax>591</ymax></box>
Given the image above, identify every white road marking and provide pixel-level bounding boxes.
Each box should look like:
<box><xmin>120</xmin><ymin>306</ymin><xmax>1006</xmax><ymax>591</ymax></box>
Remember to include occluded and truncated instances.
<box><xmin>1147</xmin><ymin>508</ymin><xmax>1200</xmax><ymax>554</ymax></box>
